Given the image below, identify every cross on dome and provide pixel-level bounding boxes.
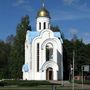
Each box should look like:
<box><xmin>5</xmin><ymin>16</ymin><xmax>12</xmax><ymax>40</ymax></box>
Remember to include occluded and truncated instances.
<box><xmin>41</xmin><ymin>0</ymin><xmax>45</xmax><ymax>7</ymax></box>
<box><xmin>37</xmin><ymin>0</ymin><xmax>50</xmax><ymax>18</ymax></box>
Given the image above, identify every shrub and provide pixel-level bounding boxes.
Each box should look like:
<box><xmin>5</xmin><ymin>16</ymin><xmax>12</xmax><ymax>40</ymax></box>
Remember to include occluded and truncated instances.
<box><xmin>0</xmin><ymin>80</ymin><xmax>60</xmax><ymax>87</ymax></box>
<box><xmin>3</xmin><ymin>80</ymin><xmax>52</xmax><ymax>86</ymax></box>
<box><xmin>0</xmin><ymin>81</ymin><xmax>7</xmax><ymax>87</ymax></box>
<box><xmin>75</xmin><ymin>80</ymin><xmax>90</xmax><ymax>85</ymax></box>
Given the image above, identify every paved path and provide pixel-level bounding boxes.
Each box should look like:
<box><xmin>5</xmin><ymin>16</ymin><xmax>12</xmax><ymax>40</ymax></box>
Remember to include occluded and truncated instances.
<box><xmin>48</xmin><ymin>80</ymin><xmax>90</xmax><ymax>89</ymax></box>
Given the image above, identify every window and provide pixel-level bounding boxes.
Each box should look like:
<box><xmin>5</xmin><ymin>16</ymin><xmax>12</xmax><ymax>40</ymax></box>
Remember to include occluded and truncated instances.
<box><xmin>39</xmin><ymin>22</ymin><xmax>41</xmax><ymax>30</ymax></box>
<box><xmin>46</xmin><ymin>46</ymin><xmax>49</xmax><ymax>61</ymax></box>
<box><xmin>37</xmin><ymin>43</ymin><xmax>39</xmax><ymax>72</ymax></box>
<box><xmin>46</xmin><ymin>44</ymin><xmax>53</xmax><ymax>61</ymax></box>
<box><xmin>44</xmin><ymin>22</ymin><xmax>46</xmax><ymax>29</ymax></box>
<box><xmin>48</xmin><ymin>23</ymin><xmax>50</xmax><ymax>29</ymax></box>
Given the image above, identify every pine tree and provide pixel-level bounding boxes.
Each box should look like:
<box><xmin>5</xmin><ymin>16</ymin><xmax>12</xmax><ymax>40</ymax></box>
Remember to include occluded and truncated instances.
<box><xmin>9</xmin><ymin>15</ymin><xmax>31</xmax><ymax>79</ymax></box>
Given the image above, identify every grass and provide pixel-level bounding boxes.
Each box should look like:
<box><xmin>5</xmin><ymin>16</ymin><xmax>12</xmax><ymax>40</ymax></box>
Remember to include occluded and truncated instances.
<box><xmin>0</xmin><ymin>87</ymin><xmax>89</xmax><ymax>90</ymax></box>
<box><xmin>0</xmin><ymin>85</ymin><xmax>90</xmax><ymax>90</ymax></box>
<box><xmin>0</xmin><ymin>80</ymin><xmax>90</xmax><ymax>90</ymax></box>
<box><xmin>0</xmin><ymin>80</ymin><xmax>53</xmax><ymax>87</ymax></box>
<box><xmin>74</xmin><ymin>80</ymin><xmax>90</xmax><ymax>85</ymax></box>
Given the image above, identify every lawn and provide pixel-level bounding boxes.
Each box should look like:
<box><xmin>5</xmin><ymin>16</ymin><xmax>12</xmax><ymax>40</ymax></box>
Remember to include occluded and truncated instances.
<box><xmin>0</xmin><ymin>85</ymin><xmax>90</xmax><ymax>90</ymax></box>
<box><xmin>0</xmin><ymin>80</ymin><xmax>90</xmax><ymax>90</ymax></box>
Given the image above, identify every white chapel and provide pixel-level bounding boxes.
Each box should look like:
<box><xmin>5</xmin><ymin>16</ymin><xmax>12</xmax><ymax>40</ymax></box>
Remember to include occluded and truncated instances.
<box><xmin>22</xmin><ymin>3</ymin><xmax>63</xmax><ymax>81</ymax></box>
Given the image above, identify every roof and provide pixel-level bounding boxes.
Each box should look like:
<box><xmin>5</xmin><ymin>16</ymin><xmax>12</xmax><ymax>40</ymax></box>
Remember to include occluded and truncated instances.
<box><xmin>26</xmin><ymin>30</ymin><xmax>63</xmax><ymax>43</ymax></box>
<box><xmin>37</xmin><ymin>7</ymin><xmax>50</xmax><ymax>18</ymax></box>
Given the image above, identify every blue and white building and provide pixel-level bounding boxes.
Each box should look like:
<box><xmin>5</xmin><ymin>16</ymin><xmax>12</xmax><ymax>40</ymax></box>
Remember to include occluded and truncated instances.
<box><xmin>22</xmin><ymin>4</ymin><xmax>63</xmax><ymax>81</ymax></box>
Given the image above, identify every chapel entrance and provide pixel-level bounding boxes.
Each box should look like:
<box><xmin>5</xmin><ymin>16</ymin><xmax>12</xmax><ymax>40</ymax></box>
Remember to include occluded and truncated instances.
<box><xmin>46</xmin><ymin>67</ymin><xmax>53</xmax><ymax>80</ymax></box>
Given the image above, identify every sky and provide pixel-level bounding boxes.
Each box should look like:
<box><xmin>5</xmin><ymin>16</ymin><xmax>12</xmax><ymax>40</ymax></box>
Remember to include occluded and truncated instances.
<box><xmin>0</xmin><ymin>0</ymin><xmax>90</xmax><ymax>43</ymax></box>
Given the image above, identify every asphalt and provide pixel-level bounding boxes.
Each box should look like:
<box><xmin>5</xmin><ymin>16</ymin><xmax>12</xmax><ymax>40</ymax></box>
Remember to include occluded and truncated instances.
<box><xmin>48</xmin><ymin>80</ymin><xmax>90</xmax><ymax>89</ymax></box>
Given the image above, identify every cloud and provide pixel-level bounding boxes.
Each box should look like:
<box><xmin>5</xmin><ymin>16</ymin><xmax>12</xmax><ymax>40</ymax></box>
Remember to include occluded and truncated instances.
<box><xmin>52</xmin><ymin>0</ymin><xmax>90</xmax><ymax>21</ymax></box>
<box><xmin>13</xmin><ymin>0</ymin><xmax>33</xmax><ymax>12</ymax></box>
<box><xmin>63</xmin><ymin>0</ymin><xmax>90</xmax><ymax>13</ymax></box>
<box><xmin>68</xmin><ymin>28</ymin><xmax>78</xmax><ymax>35</ymax></box>
<box><xmin>52</xmin><ymin>10</ymin><xmax>90</xmax><ymax>21</ymax></box>
<box><xmin>22</xmin><ymin>5</ymin><xmax>33</xmax><ymax>12</ymax></box>
<box><xmin>63</xmin><ymin>0</ymin><xmax>80</xmax><ymax>6</ymax></box>
<box><xmin>78</xmin><ymin>3</ymin><xmax>90</xmax><ymax>13</ymax></box>
<box><xmin>84</xmin><ymin>32</ymin><xmax>90</xmax><ymax>37</ymax></box>
<box><xmin>13</xmin><ymin>0</ymin><xmax>27</xmax><ymax>6</ymax></box>
<box><xmin>83</xmin><ymin>33</ymin><xmax>90</xmax><ymax>44</ymax></box>
<box><xmin>63</xmin><ymin>0</ymin><xmax>75</xmax><ymax>5</ymax></box>
<box><xmin>63</xmin><ymin>0</ymin><xmax>88</xmax><ymax>11</ymax></box>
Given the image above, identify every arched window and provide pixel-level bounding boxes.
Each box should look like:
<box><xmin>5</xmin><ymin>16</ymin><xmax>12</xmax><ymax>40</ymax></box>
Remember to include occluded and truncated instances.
<box><xmin>48</xmin><ymin>23</ymin><xmax>50</xmax><ymax>29</ymax></box>
<box><xmin>44</xmin><ymin>22</ymin><xmax>46</xmax><ymax>29</ymax></box>
<box><xmin>37</xmin><ymin>43</ymin><xmax>39</xmax><ymax>72</ymax></box>
<box><xmin>46</xmin><ymin>45</ymin><xmax>49</xmax><ymax>61</ymax></box>
<box><xmin>46</xmin><ymin>44</ymin><xmax>53</xmax><ymax>61</ymax></box>
<box><xmin>39</xmin><ymin>22</ymin><xmax>41</xmax><ymax>30</ymax></box>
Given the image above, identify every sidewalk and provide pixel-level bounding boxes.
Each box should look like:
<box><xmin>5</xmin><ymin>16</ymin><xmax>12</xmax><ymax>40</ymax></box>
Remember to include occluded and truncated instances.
<box><xmin>63</xmin><ymin>81</ymin><xmax>90</xmax><ymax>89</ymax></box>
<box><xmin>49</xmin><ymin>80</ymin><xmax>90</xmax><ymax>89</ymax></box>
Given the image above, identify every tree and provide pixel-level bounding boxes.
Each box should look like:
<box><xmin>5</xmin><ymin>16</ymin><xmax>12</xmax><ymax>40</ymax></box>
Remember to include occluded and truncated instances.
<box><xmin>0</xmin><ymin>40</ymin><xmax>11</xmax><ymax>79</ymax></box>
<box><xmin>9</xmin><ymin>15</ymin><xmax>31</xmax><ymax>79</ymax></box>
<box><xmin>50</xmin><ymin>25</ymin><xmax>65</xmax><ymax>40</ymax></box>
<box><xmin>63</xmin><ymin>39</ymin><xmax>73</xmax><ymax>80</ymax></box>
<box><xmin>50</xmin><ymin>25</ymin><xmax>60</xmax><ymax>32</ymax></box>
<box><xmin>63</xmin><ymin>36</ymin><xmax>90</xmax><ymax>80</ymax></box>
<box><xmin>6</xmin><ymin>35</ymin><xmax>15</xmax><ymax>45</ymax></box>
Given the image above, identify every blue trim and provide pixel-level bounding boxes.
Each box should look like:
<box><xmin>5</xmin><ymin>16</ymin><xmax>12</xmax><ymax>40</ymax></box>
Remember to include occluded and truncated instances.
<box><xmin>26</xmin><ymin>30</ymin><xmax>62</xmax><ymax>43</ymax></box>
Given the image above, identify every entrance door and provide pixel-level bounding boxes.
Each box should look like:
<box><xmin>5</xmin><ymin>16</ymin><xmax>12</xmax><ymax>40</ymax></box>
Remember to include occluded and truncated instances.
<box><xmin>46</xmin><ymin>68</ymin><xmax>53</xmax><ymax>80</ymax></box>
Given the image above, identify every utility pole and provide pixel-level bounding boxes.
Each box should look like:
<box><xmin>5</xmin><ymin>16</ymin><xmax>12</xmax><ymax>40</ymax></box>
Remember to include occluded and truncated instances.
<box><xmin>52</xmin><ymin>85</ymin><xmax>56</xmax><ymax>90</ymax></box>
<box><xmin>72</xmin><ymin>50</ymin><xmax>75</xmax><ymax>90</ymax></box>
<box><xmin>72</xmin><ymin>33</ymin><xmax>77</xmax><ymax>90</ymax></box>
<box><xmin>82</xmin><ymin>66</ymin><xmax>84</xmax><ymax>90</ymax></box>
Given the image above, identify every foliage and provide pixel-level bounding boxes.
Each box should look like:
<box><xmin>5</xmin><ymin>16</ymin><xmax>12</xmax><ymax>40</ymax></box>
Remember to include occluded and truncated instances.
<box><xmin>0</xmin><ymin>80</ymin><xmax>53</xmax><ymax>87</ymax></box>
<box><xmin>0</xmin><ymin>40</ymin><xmax>11</xmax><ymax>79</ymax></box>
<box><xmin>5</xmin><ymin>35</ymin><xmax>15</xmax><ymax>45</ymax></box>
<box><xmin>50</xmin><ymin>25</ymin><xmax>60</xmax><ymax>32</ymax></box>
<box><xmin>74</xmin><ymin>80</ymin><xmax>90</xmax><ymax>85</ymax></box>
<box><xmin>63</xmin><ymin>38</ymin><xmax>90</xmax><ymax>79</ymax></box>
<box><xmin>50</xmin><ymin>25</ymin><xmax>65</xmax><ymax>40</ymax></box>
<box><xmin>9</xmin><ymin>15</ymin><xmax>31</xmax><ymax>79</ymax></box>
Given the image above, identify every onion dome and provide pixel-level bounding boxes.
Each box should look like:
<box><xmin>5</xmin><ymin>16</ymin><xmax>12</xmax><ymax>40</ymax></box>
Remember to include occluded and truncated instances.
<box><xmin>37</xmin><ymin>7</ymin><xmax>50</xmax><ymax>18</ymax></box>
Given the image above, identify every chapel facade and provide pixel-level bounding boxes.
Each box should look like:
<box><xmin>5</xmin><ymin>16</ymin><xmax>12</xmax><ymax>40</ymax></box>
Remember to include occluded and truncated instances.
<box><xmin>22</xmin><ymin>4</ymin><xmax>63</xmax><ymax>81</ymax></box>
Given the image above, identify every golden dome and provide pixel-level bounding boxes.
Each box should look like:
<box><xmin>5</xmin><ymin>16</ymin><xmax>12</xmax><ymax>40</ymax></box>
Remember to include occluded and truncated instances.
<box><xmin>37</xmin><ymin>7</ymin><xmax>50</xmax><ymax>18</ymax></box>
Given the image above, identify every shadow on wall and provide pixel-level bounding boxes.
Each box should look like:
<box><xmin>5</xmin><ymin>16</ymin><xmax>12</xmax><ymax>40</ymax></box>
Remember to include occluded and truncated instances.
<box><xmin>63</xmin><ymin>47</ymin><xmax>70</xmax><ymax>80</ymax></box>
<box><xmin>57</xmin><ymin>50</ymin><xmax>63</xmax><ymax>80</ymax></box>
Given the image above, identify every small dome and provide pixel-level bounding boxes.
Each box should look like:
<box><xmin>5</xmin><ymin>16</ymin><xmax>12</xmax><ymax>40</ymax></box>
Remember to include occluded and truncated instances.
<box><xmin>37</xmin><ymin>7</ymin><xmax>50</xmax><ymax>18</ymax></box>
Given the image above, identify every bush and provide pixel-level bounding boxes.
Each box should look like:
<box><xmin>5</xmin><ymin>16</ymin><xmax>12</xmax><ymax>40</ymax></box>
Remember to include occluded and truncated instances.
<box><xmin>0</xmin><ymin>81</ymin><xmax>7</xmax><ymax>87</ymax></box>
<box><xmin>1</xmin><ymin>80</ymin><xmax>52</xmax><ymax>87</ymax></box>
<box><xmin>0</xmin><ymin>80</ymin><xmax>60</xmax><ymax>87</ymax></box>
<box><xmin>75</xmin><ymin>80</ymin><xmax>90</xmax><ymax>85</ymax></box>
<box><xmin>18</xmin><ymin>80</ymin><xmax>52</xmax><ymax>86</ymax></box>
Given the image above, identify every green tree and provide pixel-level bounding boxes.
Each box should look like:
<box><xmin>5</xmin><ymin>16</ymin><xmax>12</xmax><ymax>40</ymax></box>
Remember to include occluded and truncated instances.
<box><xmin>63</xmin><ymin>39</ymin><xmax>73</xmax><ymax>79</ymax></box>
<box><xmin>50</xmin><ymin>25</ymin><xmax>60</xmax><ymax>32</ymax></box>
<box><xmin>50</xmin><ymin>25</ymin><xmax>65</xmax><ymax>40</ymax></box>
<box><xmin>63</xmin><ymin>36</ymin><xmax>90</xmax><ymax>79</ymax></box>
<box><xmin>9</xmin><ymin>15</ymin><xmax>31</xmax><ymax>79</ymax></box>
<box><xmin>0</xmin><ymin>40</ymin><xmax>11</xmax><ymax>79</ymax></box>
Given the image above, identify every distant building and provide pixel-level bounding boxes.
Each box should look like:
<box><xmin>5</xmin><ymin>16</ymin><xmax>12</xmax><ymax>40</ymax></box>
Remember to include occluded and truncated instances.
<box><xmin>22</xmin><ymin>3</ymin><xmax>63</xmax><ymax>80</ymax></box>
